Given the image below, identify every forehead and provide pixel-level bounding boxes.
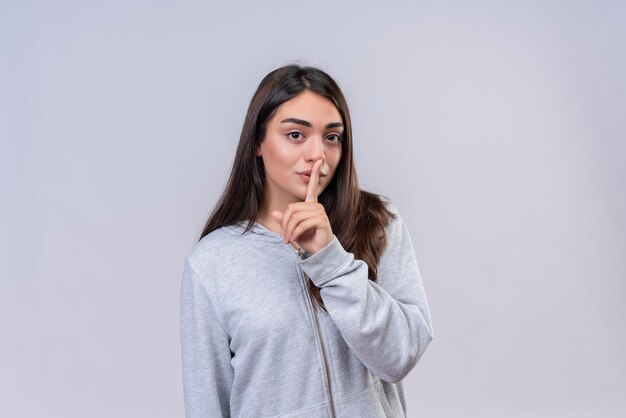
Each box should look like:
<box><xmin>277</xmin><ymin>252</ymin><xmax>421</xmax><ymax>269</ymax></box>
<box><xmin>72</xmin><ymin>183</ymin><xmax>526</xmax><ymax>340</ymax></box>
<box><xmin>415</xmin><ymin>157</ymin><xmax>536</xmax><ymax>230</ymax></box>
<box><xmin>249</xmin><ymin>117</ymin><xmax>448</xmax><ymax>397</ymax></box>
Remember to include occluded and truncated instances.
<box><xmin>274</xmin><ymin>91</ymin><xmax>342</xmax><ymax>123</ymax></box>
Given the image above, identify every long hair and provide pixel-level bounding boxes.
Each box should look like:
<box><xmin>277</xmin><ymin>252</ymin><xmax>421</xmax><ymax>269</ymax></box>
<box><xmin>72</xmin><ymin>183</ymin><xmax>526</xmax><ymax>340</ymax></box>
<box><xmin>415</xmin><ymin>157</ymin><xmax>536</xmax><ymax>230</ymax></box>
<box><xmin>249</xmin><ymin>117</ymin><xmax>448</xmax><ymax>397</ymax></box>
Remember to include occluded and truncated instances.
<box><xmin>200</xmin><ymin>64</ymin><xmax>395</xmax><ymax>311</ymax></box>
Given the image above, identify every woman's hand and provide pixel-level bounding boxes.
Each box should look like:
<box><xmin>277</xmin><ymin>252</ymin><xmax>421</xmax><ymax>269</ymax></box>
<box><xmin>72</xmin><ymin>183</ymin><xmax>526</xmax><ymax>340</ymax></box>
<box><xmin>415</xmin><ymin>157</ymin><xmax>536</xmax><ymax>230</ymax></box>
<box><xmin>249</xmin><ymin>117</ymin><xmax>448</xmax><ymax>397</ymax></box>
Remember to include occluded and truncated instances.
<box><xmin>272</xmin><ymin>158</ymin><xmax>334</xmax><ymax>255</ymax></box>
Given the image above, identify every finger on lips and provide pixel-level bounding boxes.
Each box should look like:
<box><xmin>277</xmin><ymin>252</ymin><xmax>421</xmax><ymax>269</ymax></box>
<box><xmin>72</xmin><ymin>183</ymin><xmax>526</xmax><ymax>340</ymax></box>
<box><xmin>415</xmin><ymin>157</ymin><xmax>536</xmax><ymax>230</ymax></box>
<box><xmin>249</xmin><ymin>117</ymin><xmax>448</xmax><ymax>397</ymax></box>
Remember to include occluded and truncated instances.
<box><xmin>305</xmin><ymin>158</ymin><xmax>324</xmax><ymax>203</ymax></box>
<box><xmin>273</xmin><ymin>157</ymin><xmax>326</xmax><ymax>246</ymax></box>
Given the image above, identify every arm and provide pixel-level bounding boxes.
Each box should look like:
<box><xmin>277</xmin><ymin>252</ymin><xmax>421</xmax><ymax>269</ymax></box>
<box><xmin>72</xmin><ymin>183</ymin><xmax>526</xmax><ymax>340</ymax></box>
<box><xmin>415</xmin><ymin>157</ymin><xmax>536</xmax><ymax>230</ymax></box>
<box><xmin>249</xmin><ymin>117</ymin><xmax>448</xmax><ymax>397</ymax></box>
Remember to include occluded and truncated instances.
<box><xmin>180</xmin><ymin>259</ymin><xmax>233</xmax><ymax>417</ymax></box>
<box><xmin>298</xmin><ymin>208</ymin><xmax>433</xmax><ymax>383</ymax></box>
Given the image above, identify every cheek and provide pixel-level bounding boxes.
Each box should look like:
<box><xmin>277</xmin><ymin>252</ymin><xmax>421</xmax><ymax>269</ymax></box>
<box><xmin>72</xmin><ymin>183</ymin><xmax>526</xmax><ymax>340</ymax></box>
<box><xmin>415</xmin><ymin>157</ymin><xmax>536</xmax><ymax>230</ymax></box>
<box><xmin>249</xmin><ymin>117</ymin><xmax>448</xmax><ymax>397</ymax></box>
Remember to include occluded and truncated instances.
<box><xmin>263</xmin><ymin>140</ymin><xmax>296</xmax><ymax>170</ymax></box>
<box><xmin>327</xmin><ymin>148</ymin><xmax>342</xmax><ymax>170</ymax></box>
<box><xmin>275</xmin><ymin>147</ymin><xmax>297</xmax><ymax>165</ymax></box>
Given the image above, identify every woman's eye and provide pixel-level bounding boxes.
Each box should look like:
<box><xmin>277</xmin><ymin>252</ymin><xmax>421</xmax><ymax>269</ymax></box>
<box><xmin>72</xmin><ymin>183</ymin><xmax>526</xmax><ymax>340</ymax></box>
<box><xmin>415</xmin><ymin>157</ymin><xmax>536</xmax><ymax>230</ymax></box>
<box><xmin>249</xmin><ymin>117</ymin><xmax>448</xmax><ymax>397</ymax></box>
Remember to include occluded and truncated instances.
<box><xmin>288</xmin><ymin>132</ymin><xmax>302</xmax><ymax>140</ymax></box>
<box><xmin>326</xmin><ymin>133</ymin><xmax>342</xmax><ymax>143</ymax></box>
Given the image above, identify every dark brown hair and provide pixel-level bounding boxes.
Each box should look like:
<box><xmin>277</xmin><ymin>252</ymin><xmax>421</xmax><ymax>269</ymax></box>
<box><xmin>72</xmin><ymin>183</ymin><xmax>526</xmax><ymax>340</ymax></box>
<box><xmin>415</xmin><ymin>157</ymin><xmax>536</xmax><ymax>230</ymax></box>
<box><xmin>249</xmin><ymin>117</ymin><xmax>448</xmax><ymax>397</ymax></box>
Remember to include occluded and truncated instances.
<box><xmin>200</xmin><ymin>64</ymin><xmax>395</xmax><ymax>311</ymax></box>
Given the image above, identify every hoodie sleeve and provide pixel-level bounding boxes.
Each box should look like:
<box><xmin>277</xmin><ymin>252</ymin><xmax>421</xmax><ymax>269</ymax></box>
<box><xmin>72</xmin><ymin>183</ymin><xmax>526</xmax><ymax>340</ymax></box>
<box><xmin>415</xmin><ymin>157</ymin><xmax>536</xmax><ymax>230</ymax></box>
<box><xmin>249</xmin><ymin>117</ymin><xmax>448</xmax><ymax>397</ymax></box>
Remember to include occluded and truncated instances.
<box><xmin>180</xmin><ymin>259</ymin><xmax>233</xmax><ymax>417</ymax></box>
<box><xmin>297</xmin><ymin>205</ymin><xmax>433</xmax><ymax>383</ymax></box>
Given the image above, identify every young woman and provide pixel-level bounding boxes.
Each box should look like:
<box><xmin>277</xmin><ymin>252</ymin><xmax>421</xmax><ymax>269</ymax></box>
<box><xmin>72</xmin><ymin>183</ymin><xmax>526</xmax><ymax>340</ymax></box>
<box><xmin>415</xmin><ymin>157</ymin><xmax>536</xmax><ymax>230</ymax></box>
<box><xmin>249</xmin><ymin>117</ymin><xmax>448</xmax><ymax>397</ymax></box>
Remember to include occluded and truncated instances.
<box><xmin>180</xmin><ymin>65</ymin><xmax>433</xmax><ymax>418</ymax></box>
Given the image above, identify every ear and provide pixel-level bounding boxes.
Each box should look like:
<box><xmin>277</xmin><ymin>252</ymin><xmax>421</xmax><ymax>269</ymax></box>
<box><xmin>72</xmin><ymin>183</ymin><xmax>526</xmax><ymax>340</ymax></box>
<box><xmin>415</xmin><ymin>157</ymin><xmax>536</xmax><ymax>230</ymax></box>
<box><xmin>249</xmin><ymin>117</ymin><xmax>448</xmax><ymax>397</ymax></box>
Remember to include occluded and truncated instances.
<box><xmin>256</xmin><ymin>144</ymin><xmax>262</xmax><ymax>157</ymax></box>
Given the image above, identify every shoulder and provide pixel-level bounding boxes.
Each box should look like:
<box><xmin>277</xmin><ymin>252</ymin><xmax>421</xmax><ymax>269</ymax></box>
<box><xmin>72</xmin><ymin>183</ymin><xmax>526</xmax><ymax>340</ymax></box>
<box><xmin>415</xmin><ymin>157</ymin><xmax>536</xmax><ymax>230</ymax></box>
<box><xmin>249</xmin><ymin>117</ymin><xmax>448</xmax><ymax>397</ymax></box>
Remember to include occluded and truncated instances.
<box><xmin>382</xmin><ymin>200</ymin><xmax>407</xmax><ymax>238</ymax></box>
<box><xmin>184</xmin><ymin>225</ymin><xmax>243</xmax><ymax>280</ymax></box>
<box><xmin>376</xmin><ymin>200</ymin><xmax>419</xmax><ymax>271</ymax></box>
<box><xmin>364</xmin><ymin>194</ymin><xmax>412</xmax><ymax>249</ymax></box>
<box><xmin>378</xmin><ymin>195</ymin><xmax>399</xmax><ymax>216</ymax></box>
<box><xmin>361</xmin><ymin>192</ymin><xmax>403</xmax><ymax>230</ymax></box>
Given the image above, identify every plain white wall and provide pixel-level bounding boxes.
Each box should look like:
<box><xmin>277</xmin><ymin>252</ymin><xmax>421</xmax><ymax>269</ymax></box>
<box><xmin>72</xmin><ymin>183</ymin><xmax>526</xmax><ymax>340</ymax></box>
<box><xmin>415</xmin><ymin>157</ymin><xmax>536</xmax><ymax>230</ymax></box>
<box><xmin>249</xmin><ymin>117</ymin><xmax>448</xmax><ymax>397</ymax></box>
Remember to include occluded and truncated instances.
<box><xmin>1</xmin><ymin>1</ymin><xmax>625</xmax><ymax>417</ymax></box>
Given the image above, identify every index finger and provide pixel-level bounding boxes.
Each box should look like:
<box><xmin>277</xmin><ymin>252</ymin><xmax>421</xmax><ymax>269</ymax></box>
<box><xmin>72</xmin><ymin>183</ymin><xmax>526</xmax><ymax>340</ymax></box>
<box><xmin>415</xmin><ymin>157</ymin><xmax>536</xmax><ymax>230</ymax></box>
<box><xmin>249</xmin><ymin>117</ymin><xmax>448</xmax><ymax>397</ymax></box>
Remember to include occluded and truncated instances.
<box><xmin>305</xmin><ymin>158</ymin><xmax>324</xmax><ymax>203</ymax></box>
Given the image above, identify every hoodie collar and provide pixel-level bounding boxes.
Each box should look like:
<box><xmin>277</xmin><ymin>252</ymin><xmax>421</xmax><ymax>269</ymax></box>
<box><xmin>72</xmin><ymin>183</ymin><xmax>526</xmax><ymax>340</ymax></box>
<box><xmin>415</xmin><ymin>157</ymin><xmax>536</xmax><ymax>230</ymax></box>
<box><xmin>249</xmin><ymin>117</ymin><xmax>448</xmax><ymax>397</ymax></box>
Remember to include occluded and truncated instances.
<box><xmin>225</xmin><ymin>220</ymin><xmax>283</xmax><ymax>243</ymax></box>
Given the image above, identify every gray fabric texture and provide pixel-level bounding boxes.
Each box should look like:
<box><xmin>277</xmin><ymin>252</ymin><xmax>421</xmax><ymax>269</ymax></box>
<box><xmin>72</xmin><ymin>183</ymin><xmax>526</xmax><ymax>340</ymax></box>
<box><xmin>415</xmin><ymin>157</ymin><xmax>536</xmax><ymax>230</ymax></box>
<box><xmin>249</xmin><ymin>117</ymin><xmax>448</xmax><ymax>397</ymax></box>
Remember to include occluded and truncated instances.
<box><xmin>180</xmin><ymin>202</ymin><xmax>433</xmax><ymax>417</ymax></box>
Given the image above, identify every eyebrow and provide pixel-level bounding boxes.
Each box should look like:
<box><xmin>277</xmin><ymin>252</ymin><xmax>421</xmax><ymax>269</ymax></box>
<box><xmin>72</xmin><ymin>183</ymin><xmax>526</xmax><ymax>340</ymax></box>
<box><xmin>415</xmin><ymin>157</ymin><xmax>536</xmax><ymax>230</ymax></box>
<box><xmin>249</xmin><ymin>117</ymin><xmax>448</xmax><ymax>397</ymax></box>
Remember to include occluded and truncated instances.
<box><xmin>280</xmin><ymin>118</ymin><xmax>344</xmax><ymax>130</ymax></box>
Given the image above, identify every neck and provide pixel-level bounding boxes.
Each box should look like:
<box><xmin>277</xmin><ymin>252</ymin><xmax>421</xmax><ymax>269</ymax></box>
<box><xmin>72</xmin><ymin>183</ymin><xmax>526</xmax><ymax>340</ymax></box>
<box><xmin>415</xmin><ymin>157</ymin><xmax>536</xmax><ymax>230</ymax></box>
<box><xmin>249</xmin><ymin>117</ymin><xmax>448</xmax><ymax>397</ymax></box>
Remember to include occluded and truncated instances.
<box><xmin>257</xmin><ymin>193</ymin><xmax>299</xmax><ymax>234</ymax></box>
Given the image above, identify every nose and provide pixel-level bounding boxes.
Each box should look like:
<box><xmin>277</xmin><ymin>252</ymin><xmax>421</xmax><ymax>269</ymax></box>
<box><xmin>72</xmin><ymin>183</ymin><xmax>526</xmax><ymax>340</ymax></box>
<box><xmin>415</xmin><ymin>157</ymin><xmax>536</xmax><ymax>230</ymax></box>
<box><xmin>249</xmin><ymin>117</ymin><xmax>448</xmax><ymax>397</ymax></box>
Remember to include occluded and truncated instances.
<box><xmin>304</xmin><ymin>136</ymin><xmax>325</xmax><ymax>162</ymax></box>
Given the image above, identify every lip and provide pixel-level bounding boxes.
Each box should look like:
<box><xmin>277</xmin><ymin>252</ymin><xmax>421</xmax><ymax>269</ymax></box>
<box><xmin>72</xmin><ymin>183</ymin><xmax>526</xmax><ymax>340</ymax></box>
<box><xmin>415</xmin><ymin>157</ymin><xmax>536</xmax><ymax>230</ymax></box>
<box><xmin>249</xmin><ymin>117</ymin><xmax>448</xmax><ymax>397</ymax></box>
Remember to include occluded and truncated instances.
<box><xmin>297</xmin><ymin>170</ymin><xmax>326</xmax><ymax>177</ymax></box>
<box><xmin>298</xmin><ymin>173</ymin><xmax>313</xmax><ymax>183</ymax></box>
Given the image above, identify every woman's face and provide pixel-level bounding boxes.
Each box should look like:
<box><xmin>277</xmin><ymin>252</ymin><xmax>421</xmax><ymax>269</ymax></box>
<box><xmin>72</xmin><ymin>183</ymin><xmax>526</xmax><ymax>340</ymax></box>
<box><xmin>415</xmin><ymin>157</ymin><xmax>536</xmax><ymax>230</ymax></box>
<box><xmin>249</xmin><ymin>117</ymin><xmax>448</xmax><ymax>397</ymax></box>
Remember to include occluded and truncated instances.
<box><xmin>257</xmin><ymin>90</ymin><xmax>343</xmax><ymax>206</ymax></box>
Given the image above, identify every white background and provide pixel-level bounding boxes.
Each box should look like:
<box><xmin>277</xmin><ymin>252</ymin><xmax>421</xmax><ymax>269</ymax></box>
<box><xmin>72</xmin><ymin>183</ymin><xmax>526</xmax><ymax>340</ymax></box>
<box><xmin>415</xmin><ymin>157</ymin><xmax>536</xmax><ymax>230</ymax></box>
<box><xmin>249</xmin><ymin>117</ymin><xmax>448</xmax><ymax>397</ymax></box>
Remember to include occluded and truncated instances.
<box><xmin>1</xmin><ymin>1</ymin><xmax>625</xmax><ymax>417</ymax></box>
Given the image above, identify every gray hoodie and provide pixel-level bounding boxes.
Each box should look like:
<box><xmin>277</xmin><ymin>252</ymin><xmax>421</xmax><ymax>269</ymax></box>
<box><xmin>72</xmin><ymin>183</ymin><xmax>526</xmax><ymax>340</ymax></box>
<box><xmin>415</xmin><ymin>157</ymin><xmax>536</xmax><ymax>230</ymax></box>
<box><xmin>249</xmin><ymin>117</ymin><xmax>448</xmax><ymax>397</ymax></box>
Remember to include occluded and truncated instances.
<box><xmin>180</xmin><ymin>202</ymin><xmax>433</xmax><ymax>417</ymax></box>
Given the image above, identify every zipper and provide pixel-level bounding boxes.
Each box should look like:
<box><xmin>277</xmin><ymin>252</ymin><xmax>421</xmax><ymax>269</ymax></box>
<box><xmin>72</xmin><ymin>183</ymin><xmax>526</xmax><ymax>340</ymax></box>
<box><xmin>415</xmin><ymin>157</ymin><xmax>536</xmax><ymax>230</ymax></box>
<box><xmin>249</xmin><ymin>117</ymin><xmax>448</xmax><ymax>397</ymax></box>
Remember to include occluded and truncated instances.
<box><xmin>299</xmin><ymin>268</ymin><xmax>336</xmax><ymax>418</ymax></box>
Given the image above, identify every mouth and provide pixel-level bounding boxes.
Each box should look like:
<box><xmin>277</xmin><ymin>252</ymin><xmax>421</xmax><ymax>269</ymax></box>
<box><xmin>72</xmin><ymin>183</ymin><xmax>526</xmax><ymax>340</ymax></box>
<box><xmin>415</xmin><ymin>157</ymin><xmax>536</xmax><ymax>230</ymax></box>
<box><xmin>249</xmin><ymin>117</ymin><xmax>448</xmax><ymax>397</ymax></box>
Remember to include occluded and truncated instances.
<box><xmin>297</xmin><ymin>172</ymin><xmax>327</xmax><ymax>184</ymax></box>
<box><xmin>297</xmin><ymin>169</ymin><xmax>328</xmax><ymax>177</ymax></box>
<box><xmin>298</xmin><ymin>173</ymin><xmax>313</xmax><ymax>183</ymax></box>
